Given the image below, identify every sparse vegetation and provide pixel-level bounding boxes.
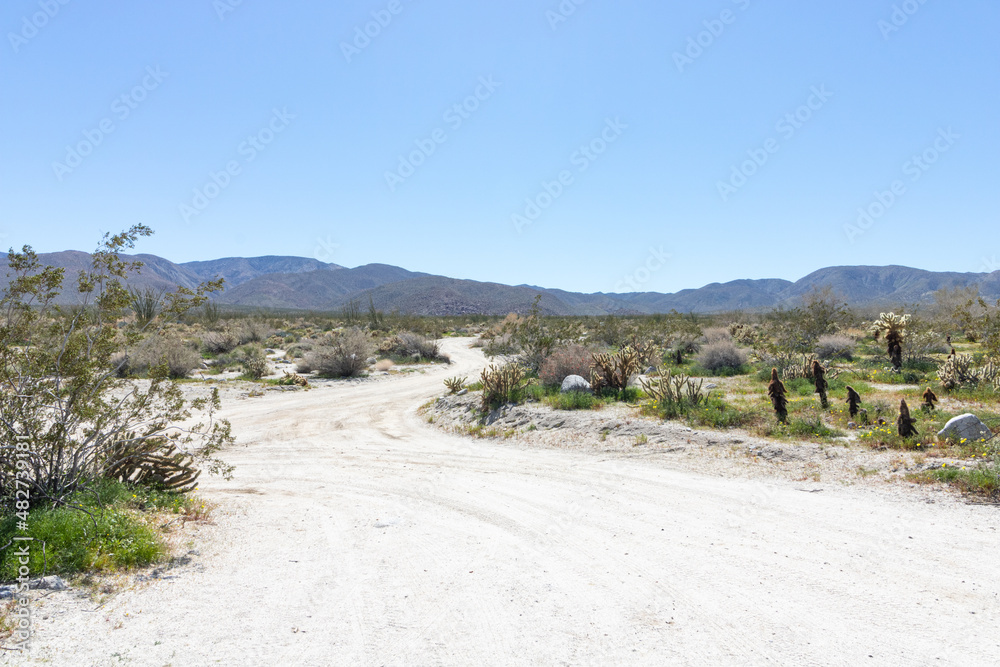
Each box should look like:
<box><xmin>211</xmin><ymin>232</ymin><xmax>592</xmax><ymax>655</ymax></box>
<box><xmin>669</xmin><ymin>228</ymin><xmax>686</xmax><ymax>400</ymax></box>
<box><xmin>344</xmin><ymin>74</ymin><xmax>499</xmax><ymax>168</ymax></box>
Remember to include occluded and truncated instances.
<box><xmin>297</xmin><ymin>327</ymin><xmax>372</xmax><ymax>377</ymax></box>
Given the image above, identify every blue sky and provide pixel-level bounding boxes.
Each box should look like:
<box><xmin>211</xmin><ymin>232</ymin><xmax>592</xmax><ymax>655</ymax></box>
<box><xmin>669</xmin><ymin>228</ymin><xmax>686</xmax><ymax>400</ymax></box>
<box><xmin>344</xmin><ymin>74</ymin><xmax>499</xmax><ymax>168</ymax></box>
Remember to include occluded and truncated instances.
<box><xmin>1</xmin><ymin>0</ymin><xmax>997</xmax><ymax>294</ymax></box>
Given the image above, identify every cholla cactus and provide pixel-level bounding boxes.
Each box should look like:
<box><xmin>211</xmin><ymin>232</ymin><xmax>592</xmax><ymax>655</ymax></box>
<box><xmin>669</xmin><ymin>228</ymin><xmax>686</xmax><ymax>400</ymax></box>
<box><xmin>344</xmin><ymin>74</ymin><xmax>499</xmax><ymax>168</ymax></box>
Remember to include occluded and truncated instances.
<box><xmin>767</xmin><ymin>368</ymin><xmax>788</xmax><ymax>424</ymax></box>
<box><xmin>639</xmin><ymin>367</ymin><xmax>705</xmax><ymax>407</ymax></box>
<box><xmin>845</xmin><ymin>385</ymin><xmax>862</xmax><ymax>418</ymax></box>
<box><xmin>811</xmin><ymin>360</ymin><xmax>829</xmax><ymax>409</ymax></box>
<box><xmin>590</xmin><ymin>347</ymin><xmax>641</xmax><ymax>392</ymax></box>
<box><xmin>480</xmin><ymin>363</ymin><xmax>529</xmax><ymax>410</ymax></box>
<box><xmin>896</xmin><ymin>399</ymin><xmax>918</xmax><ymax>438</ymax></box>
<box><xmin>921</xmin><ymin>387</ymin><xmax>938</xmax><ymax>412</ymax></box>
<box><xmin>444</xmin><ymin>376</ymin><xmax>467</xmax><ymax>394</ymax></box>
<box><xmin>869</xmin><ymin>312</ymin><xmax>909</xmax><ymax>370</ymax></box>
<box><xmin>939</xmin><ymin>353</ymin><xmax>987</xmax><ymax>390</ymax></box>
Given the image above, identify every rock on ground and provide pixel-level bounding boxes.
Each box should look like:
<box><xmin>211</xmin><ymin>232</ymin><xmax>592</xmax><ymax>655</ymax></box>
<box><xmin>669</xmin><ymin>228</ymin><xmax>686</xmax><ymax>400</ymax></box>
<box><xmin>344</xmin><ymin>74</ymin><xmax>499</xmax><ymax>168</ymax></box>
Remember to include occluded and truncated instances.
<box><xmin>560</xmin><ymin>374</ymin><xmax>591</xmax><ymax>393</ymax></box>
<box><xmin>937</xmin><ymin>413</ymin><xmax>993</xmax><ymax>443</ymax></box>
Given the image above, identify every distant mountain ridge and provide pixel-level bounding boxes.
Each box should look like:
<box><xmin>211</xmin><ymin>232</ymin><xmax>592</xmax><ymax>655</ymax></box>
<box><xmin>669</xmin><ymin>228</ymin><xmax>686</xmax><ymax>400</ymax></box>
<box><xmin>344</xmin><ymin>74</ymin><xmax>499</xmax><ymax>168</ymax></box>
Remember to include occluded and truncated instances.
<box><xmin>2</xmin><ymin>250</ymin><xmax>999</xmax><ymax>315</ymax></box>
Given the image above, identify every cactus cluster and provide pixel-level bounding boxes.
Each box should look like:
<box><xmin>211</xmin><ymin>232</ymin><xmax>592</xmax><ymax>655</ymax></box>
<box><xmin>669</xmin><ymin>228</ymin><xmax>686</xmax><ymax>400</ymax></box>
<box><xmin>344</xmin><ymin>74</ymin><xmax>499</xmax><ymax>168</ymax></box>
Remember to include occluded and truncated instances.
<box><xmin>938</xmin><ymin>354</ymin><xmax>1000</xmax><ymax>391</ymax></box>
<box><xmin>590</xmin><ymin>347</ymin><xmax>641</xmax><ymax>392</ymax></box>
<box><xmin>104</xmin><ymin>432</ymin><xmax>201</xmax><ymax>493</ymax></box>
<box><xmin>480</xmin><ymin>362</ymin><xmax>529</xmax><ymax>410</ymax></box>
<box><xmin>639</xmin><ymin>368</ymin><xmax>705</xmax><ymax>407</ymax></box>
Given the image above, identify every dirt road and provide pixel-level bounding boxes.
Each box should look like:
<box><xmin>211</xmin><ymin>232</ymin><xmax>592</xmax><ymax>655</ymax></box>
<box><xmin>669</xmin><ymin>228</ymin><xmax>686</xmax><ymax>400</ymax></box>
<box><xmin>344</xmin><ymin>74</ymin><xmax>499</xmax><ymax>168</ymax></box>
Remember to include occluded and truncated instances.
<box><xmin>19</xmin><ymin>339</ymin><xmax>1000</xmax><ymax>665</ymax></box>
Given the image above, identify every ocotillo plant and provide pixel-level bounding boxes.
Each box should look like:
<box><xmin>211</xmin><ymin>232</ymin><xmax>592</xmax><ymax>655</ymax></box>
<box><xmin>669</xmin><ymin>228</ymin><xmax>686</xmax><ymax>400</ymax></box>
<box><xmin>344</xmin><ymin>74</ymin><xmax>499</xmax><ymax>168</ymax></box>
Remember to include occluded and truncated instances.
<box><xmin>766</xmin><ymin>367</ymin><xmax>788</xmax><ymax>424</ymax></box>
<box><xmin>845</xmin><ymin>385</ymin><xmax>862</xmax><ymax>419</ymax></box>
<box><xmin>921</xmin><ymin>387</ymin><xmax>938</xmax><ymax>412</ymax></box>
<box><xmin>897</xmin><ymin>399</ymin><xmax>918</xmax><ymax>438</ymax></box>
<box><xmin>811</xmin><ymin>359</ymin><xmax>829</xmax><ymax>409</ymax></box>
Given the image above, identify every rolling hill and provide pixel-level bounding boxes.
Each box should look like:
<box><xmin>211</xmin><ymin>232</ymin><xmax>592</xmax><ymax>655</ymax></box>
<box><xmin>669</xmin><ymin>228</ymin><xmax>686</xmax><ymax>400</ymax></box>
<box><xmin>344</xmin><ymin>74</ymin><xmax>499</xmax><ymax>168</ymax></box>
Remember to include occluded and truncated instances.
<box><xmin>2</xmin><ymin>249</ymin><xmax>999</xmax><ymax>315</ymax></box>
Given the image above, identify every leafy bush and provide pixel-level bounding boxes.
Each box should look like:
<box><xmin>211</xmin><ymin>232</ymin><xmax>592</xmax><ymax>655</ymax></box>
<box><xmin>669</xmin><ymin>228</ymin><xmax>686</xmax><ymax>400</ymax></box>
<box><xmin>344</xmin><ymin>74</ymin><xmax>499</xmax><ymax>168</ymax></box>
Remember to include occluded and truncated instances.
<box><xmin>297</xmin><ymin>327</ymin><xmax>371</xmax><ymax>377</ymax></box>
<box><xmin>539</xmin><ymin>344</ymin><xmax>593</xmax><ymax>386</ymax></box>
<box><xmin>0</xmin><ymin>226</ymin><xmax>233</xmax><ymax>507</ymax></box>
<box><xmin>695</xmin><ymin>340</ymin><xmax>748</xmax><ymax>373</ymax></box>
<box><xmin>815</xmin><ymin>334</ymin><xmax>855</xmax><ymax>360</ymax></box>
<box><xmin>127</xmin><ymin>335</ymin><xmax>202</xmax><ymax>379</ymax></box>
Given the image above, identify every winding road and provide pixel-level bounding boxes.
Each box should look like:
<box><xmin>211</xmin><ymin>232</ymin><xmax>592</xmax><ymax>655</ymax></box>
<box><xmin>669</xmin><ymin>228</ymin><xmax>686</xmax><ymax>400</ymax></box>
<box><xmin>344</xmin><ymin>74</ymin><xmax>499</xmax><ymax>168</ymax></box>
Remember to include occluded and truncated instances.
<box><xmin>22</xmin><ymin>338</ymin><xmax>1000</xmax><ymax>665</ymax></box>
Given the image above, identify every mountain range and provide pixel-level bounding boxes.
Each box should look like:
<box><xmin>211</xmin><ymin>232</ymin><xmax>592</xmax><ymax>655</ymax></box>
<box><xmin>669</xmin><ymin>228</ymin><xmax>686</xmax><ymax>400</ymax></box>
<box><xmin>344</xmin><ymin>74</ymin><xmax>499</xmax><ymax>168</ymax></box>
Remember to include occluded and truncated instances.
<box><xmin>2</xmin><ymin>250</ymin><xmax>999</xmax><ymax>315</ymax></box>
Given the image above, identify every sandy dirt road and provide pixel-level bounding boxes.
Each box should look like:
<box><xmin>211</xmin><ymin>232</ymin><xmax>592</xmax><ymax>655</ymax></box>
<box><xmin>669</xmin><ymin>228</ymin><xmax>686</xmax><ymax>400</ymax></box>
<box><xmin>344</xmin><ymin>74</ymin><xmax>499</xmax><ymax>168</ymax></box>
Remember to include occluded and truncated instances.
<box><xmin>16</xmin><ymin>338</ymin><xmax>1000</xmax><ymax>666</ymax></box>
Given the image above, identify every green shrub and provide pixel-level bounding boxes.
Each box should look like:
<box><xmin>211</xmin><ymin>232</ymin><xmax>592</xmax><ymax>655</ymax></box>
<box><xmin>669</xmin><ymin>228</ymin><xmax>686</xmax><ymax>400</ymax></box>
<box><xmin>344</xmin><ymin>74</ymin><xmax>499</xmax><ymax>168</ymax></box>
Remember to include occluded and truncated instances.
<box><xmin>547</xmin><ymin>391</ymin><xmax>600</xmax><ymax>410</ymax></box>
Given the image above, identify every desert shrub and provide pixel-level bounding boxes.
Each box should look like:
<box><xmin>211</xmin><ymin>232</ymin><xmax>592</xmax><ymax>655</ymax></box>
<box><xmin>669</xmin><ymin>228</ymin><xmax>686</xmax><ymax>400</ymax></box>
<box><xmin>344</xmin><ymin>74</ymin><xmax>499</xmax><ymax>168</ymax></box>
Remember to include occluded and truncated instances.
<box><xmin>284</xmin><ymin>341</ymin><xmax>314</xmax><ymax>359</ymax></box>
<box><xmin>395</xmin><ymin>332</ymin><xmax>444</xmax><ymax>361</ymax></box>
<box><xmin>230</xmin><ymin>319</ymin><xmax>275</xmax><ymax>345</ymax></box>
<box><xmin>701</xmin><ymin>327</ymin><xmax>732</xmax><ymax>343</ymax></box>
<box><xmin>128</xmin><ymin>334</ymin><xmax>202</xmax><ymax>379</ymax></box>
<box><xmin>240</xmin><ymin>345</ymin><xmax>269</xmax><ymax>380</ymax></box>
<box><xmin>815</xmin><ymin>334</ymin><xmax>855</xmax><ymax>360</ymax></box>
<box><xmin>904</xmin><ymin>329</ymin><xmax>948</xmax><ymax>362</ymax></box>
<box><xmin>695</xmin><ymin>340</ymin><xmax>748</xmax><ymax>373</ymax></box>
<box><xmin>201</xmin><ymin>330</ymin><xmax>239</xmax><ymax>354</ymax></box>
<box><xmin>297</xmin><ymin>327</ymin><xmax>371</xmax><ymax>377</ymax></box>
<box><xmin>539</xmin><ymin>344</ymin><xmax>593</xmax><ymax>386</ymax></box>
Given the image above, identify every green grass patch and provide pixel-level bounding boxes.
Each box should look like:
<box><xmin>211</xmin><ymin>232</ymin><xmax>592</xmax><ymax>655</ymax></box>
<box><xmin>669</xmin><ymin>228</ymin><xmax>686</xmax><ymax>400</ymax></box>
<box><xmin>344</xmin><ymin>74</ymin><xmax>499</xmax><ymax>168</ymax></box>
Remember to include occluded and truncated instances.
<box><xmin>0</xmin><ymin>480</ymin><xmax>201</xmax><ymax>581</ymax></box>
<box><xmin>910</xmin><ymin>459</ymin><xmax>1000</xmax><ymax>500</ymax></box>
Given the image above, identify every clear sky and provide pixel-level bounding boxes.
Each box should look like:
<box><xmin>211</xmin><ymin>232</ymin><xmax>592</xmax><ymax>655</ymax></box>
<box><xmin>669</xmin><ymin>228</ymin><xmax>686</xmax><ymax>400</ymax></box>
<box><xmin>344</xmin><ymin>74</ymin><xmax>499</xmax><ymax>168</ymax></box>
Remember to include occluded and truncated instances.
<box><xmin>2</xmin><ymin>0</ymin><xmax>997</xmax><ymax>294</ymax></box>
